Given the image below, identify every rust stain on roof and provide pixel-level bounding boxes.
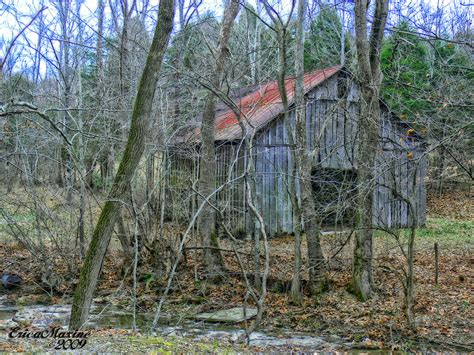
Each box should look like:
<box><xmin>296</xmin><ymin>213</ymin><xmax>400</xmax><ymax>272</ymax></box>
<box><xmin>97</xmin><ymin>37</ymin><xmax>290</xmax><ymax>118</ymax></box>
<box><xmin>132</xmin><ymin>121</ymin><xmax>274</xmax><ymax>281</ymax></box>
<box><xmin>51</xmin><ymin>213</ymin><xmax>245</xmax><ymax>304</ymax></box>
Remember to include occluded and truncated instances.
<box><xmin>185</xmin><ymin>65</ymin><xmax>341</xmax><ymax>142</ymax></box>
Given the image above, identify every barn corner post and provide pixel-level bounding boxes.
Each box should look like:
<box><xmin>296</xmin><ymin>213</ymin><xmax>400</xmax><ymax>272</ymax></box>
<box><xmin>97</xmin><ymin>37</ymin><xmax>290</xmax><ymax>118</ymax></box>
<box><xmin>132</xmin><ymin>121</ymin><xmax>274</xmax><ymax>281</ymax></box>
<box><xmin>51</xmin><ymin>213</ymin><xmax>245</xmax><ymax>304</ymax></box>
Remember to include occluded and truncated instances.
<box><xmin>68</xmin><ymin>0</ymin><xmax>175</xmax><ymax>330</ymax></box>
<box><xmin>198</xmin><ymin>0</ymin><xmax>240</xmax><ymax>281</ymax></box>
<box><xmin>351</xmin><ymin>0</ymin><xmax>389</xmax><ymax>301</ymax></box>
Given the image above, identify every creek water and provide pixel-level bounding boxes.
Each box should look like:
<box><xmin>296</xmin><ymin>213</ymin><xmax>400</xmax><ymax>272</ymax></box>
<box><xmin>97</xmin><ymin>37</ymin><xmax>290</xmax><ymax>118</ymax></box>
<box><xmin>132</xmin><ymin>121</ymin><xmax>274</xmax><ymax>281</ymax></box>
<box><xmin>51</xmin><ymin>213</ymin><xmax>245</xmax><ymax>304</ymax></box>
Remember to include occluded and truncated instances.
<box><xmin>0</xmin><ymin>298</ymin><xmax>352</xmax><ymax>350</ymax></box>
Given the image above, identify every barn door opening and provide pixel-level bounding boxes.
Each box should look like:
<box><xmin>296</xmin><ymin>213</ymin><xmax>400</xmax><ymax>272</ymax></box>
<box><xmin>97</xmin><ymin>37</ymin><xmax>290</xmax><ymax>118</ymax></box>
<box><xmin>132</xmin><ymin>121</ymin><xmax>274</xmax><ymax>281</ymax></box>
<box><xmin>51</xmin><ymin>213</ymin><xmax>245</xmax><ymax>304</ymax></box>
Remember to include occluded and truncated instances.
<box><xmin>311</xmin><ymin>168</ymin><xmax>358</xmax><ymax>227</ymax></box>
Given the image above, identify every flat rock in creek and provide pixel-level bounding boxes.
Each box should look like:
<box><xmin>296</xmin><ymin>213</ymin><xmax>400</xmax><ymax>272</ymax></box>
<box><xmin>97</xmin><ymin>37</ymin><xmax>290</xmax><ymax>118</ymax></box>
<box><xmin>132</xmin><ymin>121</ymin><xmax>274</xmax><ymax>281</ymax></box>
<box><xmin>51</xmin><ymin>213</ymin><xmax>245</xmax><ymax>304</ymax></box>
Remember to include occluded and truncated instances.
<box><xmin>195</xmin><ymin>307</ymin><xmax>258</xmax><ymax>323</ymax></box>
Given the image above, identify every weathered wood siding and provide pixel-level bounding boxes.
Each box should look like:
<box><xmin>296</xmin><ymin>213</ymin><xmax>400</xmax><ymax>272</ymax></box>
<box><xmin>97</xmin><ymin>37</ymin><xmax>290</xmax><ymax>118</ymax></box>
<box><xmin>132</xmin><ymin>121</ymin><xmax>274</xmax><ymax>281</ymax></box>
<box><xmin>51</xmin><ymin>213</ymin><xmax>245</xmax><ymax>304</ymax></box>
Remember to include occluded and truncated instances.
<box><xmin>251</xmin><ymin>74</ymin><xmax>426</xmax><ymax>233</ymax></box>
<box><xmin>253</xmin><ymin>116</ymin><xmax>294</xmax><ymax>235</ymax></box>
<box><xmin>251</xmin><ymin>73</ymin><xmax>360</xmax><ymax>234</ymax></box>
<box><xmin>168</xmin><ymin>71</ymin><xmax>427</xmax><ymax>236</ymax></box>
<box><xmin>373</xmin><ymin>111</ymin><xmax>427</xmax><ymax>228</ymax></box>
<box><xmin>166</xmin><ymin>147</ymin><xmax>199</xmax><ymax>223</ymax></box>
<box><xmin>214</xmin><ymin>143</ymin><xmax>247</xmax><ymax>235</ymax></box>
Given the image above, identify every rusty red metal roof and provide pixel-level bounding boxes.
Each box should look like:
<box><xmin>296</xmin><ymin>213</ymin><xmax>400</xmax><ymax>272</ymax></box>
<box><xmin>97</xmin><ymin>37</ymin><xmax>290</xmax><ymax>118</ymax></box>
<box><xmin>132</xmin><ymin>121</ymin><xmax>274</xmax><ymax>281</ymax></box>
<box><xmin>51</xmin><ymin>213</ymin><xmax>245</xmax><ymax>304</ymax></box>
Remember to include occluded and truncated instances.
<box><xmin>184</xmin><ymin>65</ymin><xmax>342</xmax><ymax>142</ymax></box>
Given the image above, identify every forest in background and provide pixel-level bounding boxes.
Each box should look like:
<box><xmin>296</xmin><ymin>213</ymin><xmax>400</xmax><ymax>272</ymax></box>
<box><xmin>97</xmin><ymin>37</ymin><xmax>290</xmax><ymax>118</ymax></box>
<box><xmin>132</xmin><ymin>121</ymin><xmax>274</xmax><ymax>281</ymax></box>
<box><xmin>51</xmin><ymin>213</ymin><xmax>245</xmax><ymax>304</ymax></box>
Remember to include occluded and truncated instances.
<box><xmin>0</xmin><ymin>0</ymin><xmax>472</xmax><ymax>352</ymax></box>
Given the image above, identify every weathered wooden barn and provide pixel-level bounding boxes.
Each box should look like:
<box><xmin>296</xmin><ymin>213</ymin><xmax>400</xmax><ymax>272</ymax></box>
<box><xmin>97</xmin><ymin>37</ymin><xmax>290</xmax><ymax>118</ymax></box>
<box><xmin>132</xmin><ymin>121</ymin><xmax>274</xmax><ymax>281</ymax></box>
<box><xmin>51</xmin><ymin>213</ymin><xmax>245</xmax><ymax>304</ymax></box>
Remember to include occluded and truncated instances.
<box><xmin>167</xmin><ymin>66</ymin><xmax>427</xmax><ymax>237</ymax></box>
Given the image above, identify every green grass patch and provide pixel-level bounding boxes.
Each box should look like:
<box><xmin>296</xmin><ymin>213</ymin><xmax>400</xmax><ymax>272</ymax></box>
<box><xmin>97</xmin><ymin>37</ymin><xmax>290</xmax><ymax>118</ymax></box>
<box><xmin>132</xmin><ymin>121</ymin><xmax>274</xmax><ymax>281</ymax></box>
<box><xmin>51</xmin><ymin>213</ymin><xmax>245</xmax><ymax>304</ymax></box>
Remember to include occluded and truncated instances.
<box><xmin>375</xmin><ymin>217</ymin><xmax>473</xmax><ymax>248</ymax></box>
<box><xmin>125</xmin><ymin>335</ymin><xmax>236</xmax><ymax>353</ymax></box>
<box><xmin>127</xmin><ymin>336</ymin><xmax>175</xmax><ymax>348</ymax></box>
<box><xmin>0</xmin><ymin>212</ymin><xmax>36</xmax><ymax>223</ymax></box>
<box><xmin>415</xmin><ymin>217</ymin><xmax>473</xmax><ymax>244</ymax></box>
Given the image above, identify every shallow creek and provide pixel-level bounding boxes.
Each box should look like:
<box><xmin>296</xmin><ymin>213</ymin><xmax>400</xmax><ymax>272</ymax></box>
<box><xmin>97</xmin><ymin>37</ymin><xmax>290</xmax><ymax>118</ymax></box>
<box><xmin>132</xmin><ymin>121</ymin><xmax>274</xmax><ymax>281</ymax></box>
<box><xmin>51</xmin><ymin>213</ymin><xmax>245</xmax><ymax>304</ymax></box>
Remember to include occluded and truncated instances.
<box><xmin>0</xmin><ymin>298</ymin><xmax>353</xmax><ymax>350</ymax></box>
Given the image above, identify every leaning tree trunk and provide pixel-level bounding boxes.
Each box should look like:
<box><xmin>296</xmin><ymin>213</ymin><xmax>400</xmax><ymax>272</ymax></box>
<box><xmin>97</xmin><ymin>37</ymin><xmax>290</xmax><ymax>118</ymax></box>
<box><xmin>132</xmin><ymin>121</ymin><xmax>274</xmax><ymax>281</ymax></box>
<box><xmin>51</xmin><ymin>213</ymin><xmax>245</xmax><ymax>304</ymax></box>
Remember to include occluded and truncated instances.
<box><xmin>351</xmin><ymin>0</ymin><xmax>389</xmax><ymax>301</ymax></box>
<box><xmin>198</xmin><ymin>0</ymin><xmax>240</xmax><ymax>279</ymax></box>
<box><xmin>69</xmin><ymin>0</ymin><xmax>175</xmax><ymax>330</ymax></box>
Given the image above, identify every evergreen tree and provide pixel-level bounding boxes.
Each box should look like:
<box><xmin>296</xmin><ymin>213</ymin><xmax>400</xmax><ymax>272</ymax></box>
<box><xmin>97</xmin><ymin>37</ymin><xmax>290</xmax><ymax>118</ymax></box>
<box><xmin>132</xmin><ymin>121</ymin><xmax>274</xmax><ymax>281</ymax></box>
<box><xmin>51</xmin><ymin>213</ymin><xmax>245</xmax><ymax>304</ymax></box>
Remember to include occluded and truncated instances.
<box><xmin>304</xmin><ymin>4</ymin><xmax>348</xmax><ymax>70</ymax></box>
<box><xmin>381</xmin><ymin>21</ymin><xmax>431</xmax><ymax>124</ymax></box>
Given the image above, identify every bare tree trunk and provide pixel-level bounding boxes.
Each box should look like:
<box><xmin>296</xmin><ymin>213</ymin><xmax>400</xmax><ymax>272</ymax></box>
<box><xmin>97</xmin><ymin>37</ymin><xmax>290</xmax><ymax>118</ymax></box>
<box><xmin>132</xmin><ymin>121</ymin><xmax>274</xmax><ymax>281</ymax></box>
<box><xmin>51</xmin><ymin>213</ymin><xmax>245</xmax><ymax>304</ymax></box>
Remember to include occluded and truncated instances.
<box><xmin>405</xmin><ymin>218</ymin><xmax>416</xmax><ymax>330</ymax></box>
<box><xmin>351</xmin><ymin>0</ymin><xmax>389</xmax><ymax>301</ymax></box>
<box><xmin>277</xmin><ymin>28</ymin><xmax>305</xmax><ymax>301</ymax></box>
<box><xmin>436</xmin><ymin>143</ymin><xmax>447</xmax><ymax>196</ymax></box>
<box><xmin>263</xmin><ymin>0</ymin><xmax>326</xmax><ymax>299</ymax></box>
<box><xmin>290</xmin><ymin>0</ymin><xmax>305</xmax><ymax>305</ymax></box>
<box><xmin>119</xmin><ymin>0</ymin><xmax>134</xmax><ymax>141</ymax></box>
<box><xmin>392</xmin><ymin>168</ymin><xmax>419</xmax><ymax>330</ymax></box>
<box><xmin>177</xmin><ymin>0</ymin><xmax>186</xmax><ymax>30</ymax></box>
<box><xmin>96</xmin><ymin>0</ymin><xmax>105</xmax><ymax>186</ymax></box>
<box><xmin>250</xmin><ymin>1</ymin><xmax>261</xmax><ymax>85</ymax></box>
<box><xmin>69</xmin><ymin>0</ymin><xmax>175</xmax><ymax>330</ymax></box>
<box><xmin>56</xmin><ymin>0</ymin><xmax>74</xmax><ymax>203</ymax></box>
<box><xmin>402</xmin><ymin>168</ymin><xmax>419</xmax><ymax>330</ymax></box>
<box><xmin>295</xmin><ymin>0</ymin><xmax>327</xmax><ymax>298</ymax></box>
<box><xmin>340</xmin><ymin>3</ymin><xmax>346</xmax><ymax>66</ymax></box>
<box><xmin>96</xmin><ymin>0</ymin><xmax>104</xmax><ymax>79</ymax></box>
<box><xmin>76</xmin><ymin>36</ymin><xmax>86</xmax><ymax>260</ymax></box>
<box><xmin>228</xmin><ymin>95</ymin><xmax>270</xmax><ymax>337</ymax></box>
<box><xmin>33</xmin><ymin>3</ymin><xmax>45</xmax><ymax>84</ymax></box>
<box><xmin>262</xmin><ymin>0</ymin><xmax>304</xmax><ymax>302</ymax></box>
<box><xmin>352</xmin><ymin>88</ymin><xmax>378</xmax><ymax>300</ymax></box>
<box><xmin>198</xmin><ymin>0</ymin><xmax>240</xmax><ymax>279</ymax></box>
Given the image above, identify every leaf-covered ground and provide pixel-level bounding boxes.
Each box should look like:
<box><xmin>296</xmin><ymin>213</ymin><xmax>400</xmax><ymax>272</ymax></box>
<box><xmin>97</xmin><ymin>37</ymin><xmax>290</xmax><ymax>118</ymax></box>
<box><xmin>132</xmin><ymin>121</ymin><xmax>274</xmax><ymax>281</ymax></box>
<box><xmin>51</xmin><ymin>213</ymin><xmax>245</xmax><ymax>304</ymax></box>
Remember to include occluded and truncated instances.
<box><xmin>1</xmin><ymin>188</ymin><xmax>472</xmax><ymax>352</ymax></box>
